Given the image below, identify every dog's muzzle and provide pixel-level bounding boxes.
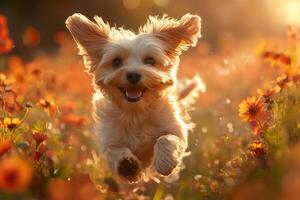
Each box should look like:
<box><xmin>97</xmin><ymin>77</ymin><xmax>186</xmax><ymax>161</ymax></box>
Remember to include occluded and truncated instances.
<box><xmin>118</xmin><ymin>87</ymin><xmax>147</xmax><ymax>102</ymax></box>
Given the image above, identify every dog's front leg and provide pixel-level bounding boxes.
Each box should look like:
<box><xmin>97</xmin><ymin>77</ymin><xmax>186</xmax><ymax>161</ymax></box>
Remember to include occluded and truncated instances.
<box><xmin>105</xmin><ymin>147</ymin><xmax>141</xmax><ymax>181</ymax></box>
<box><xmin>153</xmin><ymin>134</ymin><xmax>187</xmax><ymax>176</ymax></box>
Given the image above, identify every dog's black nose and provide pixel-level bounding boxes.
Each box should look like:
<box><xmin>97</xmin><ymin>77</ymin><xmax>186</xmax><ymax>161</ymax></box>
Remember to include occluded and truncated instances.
<box><xmin>126</xmin><ymin>72</ymin><xmax>141</xmax><ymax>84</ymax></box>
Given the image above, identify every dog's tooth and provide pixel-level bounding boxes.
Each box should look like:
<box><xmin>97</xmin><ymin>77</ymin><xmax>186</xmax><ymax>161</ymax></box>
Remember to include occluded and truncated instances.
<box><xmin>125</xmin><ymin>89</ymin><xmax>142</xmax><ymax>98</ymax></box>
<box><xmin>125</xmin><ymin>90</ymin><xmax>129</xmax><ymax>97</ymax></box>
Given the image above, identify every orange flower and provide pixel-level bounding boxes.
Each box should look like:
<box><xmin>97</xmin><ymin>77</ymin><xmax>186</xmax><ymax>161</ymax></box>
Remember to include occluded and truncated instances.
<box><xmin>248</xmin><ymin>140</ymin><xmax>267</xmax><ymax>158</ymax></box>
<box><xmin>37</xmin><ymin>98</ymin><xmax>58</xmax><ymax>116</ymax></box>
<box><xmin>0</xmin><ymin>26</ymin><xmax>8</xmax><ymax>38</ymax></box>
<box><xmin>0</xmin><ymin>156</ymin><xmax>33</xmax><ymax>192</ymax></box>
<box><xmin>0</xmin><ymin>140</ymin><xmax>12</xmax><ymax>157</ymax></box>
<box><xmin>2</xmin><ymin>117</ymin><xmax>21</xmax><ymax>131</ymax></box>
<box><xmin>257</xmin><ymin>87</ymin><xmax>279</xmax><ymax>99</ymax></box>
<box><xmin>0</xmin><ymin>15</ymin><xmax>7</xmax><ymax>27</ymax></box>
<box><xmin>61</xmin><ymin>114</ymin><xmax>88</xmax><ymax>126</ymax></box>
<box><xmin>0</xmin><ymin>14</ymin><xmax>13</xmax><ymax>54</ymax></box>
<box><xmin>276</xmin><ymin>75</ymin><xmax>292</xmax><ymax>90</ymax></box>
<box><xmin>238</xmin><ymin>97</ymin><xmax>264</xmax><ymax>122</ymax></box>
<box><xmin>0</xmin><ymin>15</ymin><xmax>8</xmax><ymax>38</ymax></box>
<box><xmin>0</xmin><ymin>36</ymin><xmax>13</xmax><ymax>54</ymax></box>
<box><xmin>22</xmin><ymin>26</ymin><xmax>40</xmax><ymax>47</ymax></box>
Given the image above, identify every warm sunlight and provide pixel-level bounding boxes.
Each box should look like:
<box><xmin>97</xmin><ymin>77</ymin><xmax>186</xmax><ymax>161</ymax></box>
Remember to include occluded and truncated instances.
<box><xmin>2</xmin><ymin>1</ymin><xmax>300</xmax><ymax>199</ymax></box>
<box><xmin>285</xmin><ymin>0</ymin><xmax>300</xmax><ymax>26</ymax></box>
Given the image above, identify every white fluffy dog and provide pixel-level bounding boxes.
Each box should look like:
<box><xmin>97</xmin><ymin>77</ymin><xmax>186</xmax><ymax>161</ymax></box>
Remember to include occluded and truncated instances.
<box><xmin>66</xmin><ymin>13</ymin><xmax>204</xmax><ymax>182</ymax></box>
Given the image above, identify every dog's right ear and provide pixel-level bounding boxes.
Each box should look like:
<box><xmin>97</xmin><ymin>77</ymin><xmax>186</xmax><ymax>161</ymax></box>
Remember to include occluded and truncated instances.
<box><xmin>66</xmin><ymin>13</ymin><xmax>110</xmax><ymax>72</ymax></box>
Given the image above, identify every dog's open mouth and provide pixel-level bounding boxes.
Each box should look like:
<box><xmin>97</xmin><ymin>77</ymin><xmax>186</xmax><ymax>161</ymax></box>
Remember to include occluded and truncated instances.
<box><xmin>118</xmin><ymin>87</ymin><xmax>147</xmax><ymax>102</ymax></box>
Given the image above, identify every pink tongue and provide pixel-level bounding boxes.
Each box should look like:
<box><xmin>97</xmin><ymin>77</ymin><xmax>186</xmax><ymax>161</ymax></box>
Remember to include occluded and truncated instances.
<box><xmin>125</xmin><ymin>88</ymin><xmax>143</xmax><ymax>98</ymax></box>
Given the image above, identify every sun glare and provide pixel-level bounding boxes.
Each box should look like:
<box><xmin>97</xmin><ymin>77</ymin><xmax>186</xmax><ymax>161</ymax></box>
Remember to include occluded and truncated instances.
<box><xmin>284</xmin><ymin>0</ymin><xmax>300</xmax><ymax>26</ymax></box>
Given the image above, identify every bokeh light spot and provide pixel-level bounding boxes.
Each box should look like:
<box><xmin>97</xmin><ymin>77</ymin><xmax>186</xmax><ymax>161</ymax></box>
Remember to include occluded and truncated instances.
<box><xmin>153</xmin><ymin>0</ymin><xmax>169</xmax><ymax>7</ymax></box>
<box><xmin>285</xmin><ymin>0</ymin><xmax>300</xmax><ymax>26</ymax></box>
<box><xmin>123</xmin><ymin>0</ymin><xmax>140</xmax><ymax>10</ymax></box>
<box><xmin>22</xmin><ymin>26</ymin><xmax>40</xmax><ymax>48</ymax></box>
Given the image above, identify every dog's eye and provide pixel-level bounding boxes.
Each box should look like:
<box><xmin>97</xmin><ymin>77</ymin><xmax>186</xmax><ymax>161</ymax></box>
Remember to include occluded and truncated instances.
<box><xmin>112</xmin><ymin>57</ymin><xmax>123</xmax><ymax>68</ymax></box>
<box><xmin>144</xmin><ymin>57</ymin><xmax>155</xmax><ymax>66</ymax></box>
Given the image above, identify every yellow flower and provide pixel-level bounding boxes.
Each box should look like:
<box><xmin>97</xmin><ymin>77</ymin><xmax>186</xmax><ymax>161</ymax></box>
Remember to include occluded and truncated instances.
<box><xmin>3</xmin><ymin>117</ymin><xmax>21</xmax><ymax>131</ymax></box>
<box><xmin>0</xmin><ymin>156</ymin><xmax>33</xmax><ymax>192</ymax></box>
<box><xmin>238</xmin><ymin>97</ymin><xmax>264</xmax><ymax>122</ymax></box>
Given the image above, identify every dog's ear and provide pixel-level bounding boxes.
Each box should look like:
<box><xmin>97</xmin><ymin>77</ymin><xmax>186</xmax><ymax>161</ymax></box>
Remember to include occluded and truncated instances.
<box><xmin>140</xmin><ymin>14</ymin><xmax>201</xmax><ymax>59</ymax></box>
<box><xmin>66</xmin><ymin>13</ymin><xmax>110</xmax><ymax>72</ymax></box>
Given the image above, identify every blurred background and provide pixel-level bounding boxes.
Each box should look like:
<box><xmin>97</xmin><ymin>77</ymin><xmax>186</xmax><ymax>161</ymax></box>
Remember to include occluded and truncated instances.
<box><xmin>1</xmin><ymin>0</ymin><xmax>300</xmax><ymax>55</ymax></box>
<box><xmin>1</xmin><ymin>1</ymin><xmax>300</xmax><ymax>199</ymax></box>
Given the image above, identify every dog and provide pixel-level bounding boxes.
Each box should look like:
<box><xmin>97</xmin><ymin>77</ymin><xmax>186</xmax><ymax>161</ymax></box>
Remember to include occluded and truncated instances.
<box><xmin>66</xmin><ymin>13</ymin><xmax>204</xmax><ymax>182</ymax></box>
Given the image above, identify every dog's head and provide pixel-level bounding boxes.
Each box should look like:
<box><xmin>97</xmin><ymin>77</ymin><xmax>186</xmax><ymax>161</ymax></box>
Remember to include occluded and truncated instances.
<box><xmin>66</xmin><ymin>13</ymin><xmax>201</xmax><ymax>108</ymax></box>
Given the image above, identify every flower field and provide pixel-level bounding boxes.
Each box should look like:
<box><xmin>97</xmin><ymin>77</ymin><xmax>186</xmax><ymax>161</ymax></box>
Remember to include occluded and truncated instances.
<box><xmin>1</xmin><ymin>12</ymin><xmax>300</xmax><ymax>200</ymax></box>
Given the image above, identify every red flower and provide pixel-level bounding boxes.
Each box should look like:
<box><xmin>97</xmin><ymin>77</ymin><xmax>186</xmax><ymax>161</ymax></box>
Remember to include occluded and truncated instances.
<box><xmin>261</xmin><ymin>51</ymin><xmax>291</xmax><ymax>65</ymax></box>
<box><xmin>32</xmin><ymin>132</ymin><xmax>48</xmax><ymax>146</ymax></box>
<box><xmin>248</xmin><ymin>140</ymin><xmax>267</xmax><ymax>158</ymax></box>
<box><xmin>0</xmin><ymin>140</ymin><xmax>12</xmax><ymax>157</ymax></box>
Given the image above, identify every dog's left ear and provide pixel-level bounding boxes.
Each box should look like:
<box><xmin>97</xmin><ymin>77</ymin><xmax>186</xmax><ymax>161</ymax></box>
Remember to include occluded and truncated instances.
<box><xmin>140</xmin><ymin>14</ymin><xmax>201</xmax><ymax>58</ymax></box>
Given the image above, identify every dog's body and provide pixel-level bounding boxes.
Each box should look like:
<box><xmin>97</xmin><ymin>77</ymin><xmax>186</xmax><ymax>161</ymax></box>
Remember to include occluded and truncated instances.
<box><xmin>66</xmin><ymin>13</ymin><xmax>204</xmax><ymax>181</ymax></box>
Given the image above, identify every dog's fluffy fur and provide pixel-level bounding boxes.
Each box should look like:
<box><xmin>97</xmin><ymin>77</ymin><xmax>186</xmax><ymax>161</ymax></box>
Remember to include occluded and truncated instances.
<box><xmin>65</xmin><ymin>13</ymin><xmax>204</xmax><ymax>182</ymax></box>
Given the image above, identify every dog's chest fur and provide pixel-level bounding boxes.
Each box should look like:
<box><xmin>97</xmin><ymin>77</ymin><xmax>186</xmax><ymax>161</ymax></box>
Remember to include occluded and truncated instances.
<box><xmin>93</xmin><ymin>92</ymin><xmax>184</xmax><ymax>165</ymax></box>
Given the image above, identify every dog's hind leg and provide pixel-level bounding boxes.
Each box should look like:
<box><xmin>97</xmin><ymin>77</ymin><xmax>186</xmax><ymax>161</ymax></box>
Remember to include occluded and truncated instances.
<box><xmin>105</xmin><ymin>147</ymin><xmax>142</xmax><ymax>182</ymax></box>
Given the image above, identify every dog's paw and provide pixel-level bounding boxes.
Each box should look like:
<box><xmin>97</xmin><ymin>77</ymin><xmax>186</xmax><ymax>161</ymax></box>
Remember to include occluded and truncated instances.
<box><xmin>117</xmin><ymin>157</ymin><xmax>141</xmax><ymax>182</ymax></box>
<box><xmin>153</xmin><ymin>135</ymin><xmax>183</xmax><ymax>176</ymax></box>
<box><xmin>154</xmin><ymin>155</ymin><xmax>178</xmax><ymax>176</ymax></box>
